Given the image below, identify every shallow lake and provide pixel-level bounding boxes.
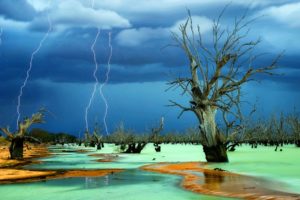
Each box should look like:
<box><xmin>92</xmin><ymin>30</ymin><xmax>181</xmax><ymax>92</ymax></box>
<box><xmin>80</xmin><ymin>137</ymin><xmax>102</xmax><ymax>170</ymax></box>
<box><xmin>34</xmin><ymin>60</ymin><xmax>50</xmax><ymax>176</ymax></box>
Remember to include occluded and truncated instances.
<box><xmin>1</xmin><ymin>143</ymin><xmax>299</xmax><ymax>199</ymax></box>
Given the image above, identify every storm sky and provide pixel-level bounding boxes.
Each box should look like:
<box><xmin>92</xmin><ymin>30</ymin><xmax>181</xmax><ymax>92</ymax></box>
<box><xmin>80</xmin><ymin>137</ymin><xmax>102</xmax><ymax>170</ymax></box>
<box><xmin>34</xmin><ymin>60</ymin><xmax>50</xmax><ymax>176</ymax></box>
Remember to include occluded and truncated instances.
<box><xmin>0</xmin><ymin>0</ymin><xmax>299</xmax><ymax>135</ymax></box>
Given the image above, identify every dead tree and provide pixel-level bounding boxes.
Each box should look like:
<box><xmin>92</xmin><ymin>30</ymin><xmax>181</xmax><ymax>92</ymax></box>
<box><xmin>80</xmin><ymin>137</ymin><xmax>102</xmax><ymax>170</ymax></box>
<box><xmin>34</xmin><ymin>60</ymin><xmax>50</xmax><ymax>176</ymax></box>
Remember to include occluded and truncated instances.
<box><xmin>0</xmin><ymin>110</ymin><xmax>45</xmax><ymax>159</ymax></box>
<box><xmin>168</xmin><ymin>9</ymin><xmax>280</xmax><ymax>162</ymax></box>
<box><xmin>92</xmin><ymin>132</ymin><xmax>103</xmax><ymax>150</ymax></box>
<box><xmin>109</xmin><ymin>122</ymin><xmax>147</xmax><ymax>153</ymax></box>
<box><xmin>84</xmin><ymin>130</ymin><xmax>92</xmax><ymax>147</ymax></box>
<box><xmin>92</xmin><ymin>123</ymin><xmax>104</xmax><ymax>150</ymax></box>
<box><xmin>150</xmin><ymin>117</ymin><xmax>164</xmax><ymax>152</ymax></box>
<box><xmin>287</xmin><ymin>112</ymin><xmax>300</xmax><ymax>147</ymax></box>
<box><xmin>270</xmin><ymin>113</ymin><xmax>286</xmax><ymax>150</ymax></box>
<box><xmin>224</xmin><ymin>104</ymin><xmax>258</xmax><ymax>151</ymax></box>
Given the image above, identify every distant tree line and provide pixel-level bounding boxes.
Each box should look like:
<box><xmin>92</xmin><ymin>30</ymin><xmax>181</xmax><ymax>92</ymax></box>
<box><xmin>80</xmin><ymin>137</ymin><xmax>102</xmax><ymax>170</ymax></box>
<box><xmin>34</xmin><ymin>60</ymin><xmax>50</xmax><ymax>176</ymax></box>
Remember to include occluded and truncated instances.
<box><xmin>99</xmin><ymin>112</ymin><xmax>300</xmax><ymax>153</ymax></box>
<box><xmin>1</xmin><ymin>110</ymin><xmax>298</xmax><ymax>160</ymax></box>
<box><xmin>28</xmin><ymin>128</ymin><xmax>77</xmax><ymax>144</ymax></box>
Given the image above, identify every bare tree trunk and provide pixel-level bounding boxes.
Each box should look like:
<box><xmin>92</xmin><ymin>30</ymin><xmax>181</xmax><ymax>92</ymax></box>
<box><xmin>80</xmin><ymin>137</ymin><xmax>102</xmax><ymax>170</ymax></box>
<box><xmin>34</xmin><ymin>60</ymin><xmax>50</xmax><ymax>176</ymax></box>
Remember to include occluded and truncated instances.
<box><xmin>196</xmin><ymin>107</ymin><xmax>228</xmax><ymax>162</ymax></box>
<box><xmin>9</xmin><ymin>136</ymin><xmax>24</xmax><ymax>159</ymax></box>
<box><xmin>203</xmin><ymin>142</ymin><xmax>228</xmax><ymax>162</ymax></box>
<box><xmin>197</xmin><ymin>107</ymin><xmax>217</xmax><ymax>146</ymax></box>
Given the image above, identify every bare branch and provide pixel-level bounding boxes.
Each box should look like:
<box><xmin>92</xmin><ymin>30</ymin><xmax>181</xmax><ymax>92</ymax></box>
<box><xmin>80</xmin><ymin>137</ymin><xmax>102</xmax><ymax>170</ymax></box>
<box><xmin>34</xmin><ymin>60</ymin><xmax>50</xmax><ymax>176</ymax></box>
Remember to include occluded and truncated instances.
<box><xmin>18</xmin><ymin>110</ymin><xmax>45</xmax><ymax>136</ymax></box>
<box><xmin>167</xmin><ymin>100</ymin><xmax>193</xmax><ymax>118</ymax></box>
<box><xmin>0</xmin><ymin>127</ymin><xmax>14</xmax><ymax>139</ymax></box>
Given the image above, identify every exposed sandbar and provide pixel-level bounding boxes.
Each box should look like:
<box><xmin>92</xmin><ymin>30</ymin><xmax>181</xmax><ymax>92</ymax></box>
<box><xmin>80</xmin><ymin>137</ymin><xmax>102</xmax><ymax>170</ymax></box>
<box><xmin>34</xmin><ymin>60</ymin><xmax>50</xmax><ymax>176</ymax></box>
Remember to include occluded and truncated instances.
<box><xmin>141</xmin><ymin>162</ymin><xmax>300</xmax><ymax>200</ymax></box>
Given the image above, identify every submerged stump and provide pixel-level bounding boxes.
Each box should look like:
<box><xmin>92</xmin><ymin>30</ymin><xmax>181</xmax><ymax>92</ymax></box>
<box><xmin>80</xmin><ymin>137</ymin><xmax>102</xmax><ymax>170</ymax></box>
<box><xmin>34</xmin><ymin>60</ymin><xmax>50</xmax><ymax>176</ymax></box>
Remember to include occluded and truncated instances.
<box><xmin>124</xmin><ymin>142</ymin><xmax>147</xmax><ymax>153</ymax></box>
<box><xmin>203</xmin><ymin>143</ymin><xmax>228</xmax><ymax>162</ymax></box>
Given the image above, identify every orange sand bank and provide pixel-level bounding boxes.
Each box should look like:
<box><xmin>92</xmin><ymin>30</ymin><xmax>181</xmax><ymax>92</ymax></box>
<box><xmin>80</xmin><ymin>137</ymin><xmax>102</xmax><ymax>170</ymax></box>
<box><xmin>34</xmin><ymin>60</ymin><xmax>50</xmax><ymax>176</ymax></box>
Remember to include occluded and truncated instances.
<box><xmin>0</xmin><ymin>144</ymin><xmax>50</xmax><ymax>168</ymax></box>
<box><xmin>0</xmin><ymin>169</ymin><xmax>56</xmax><ymax>182</ymax></box>
<box><xmin>0</xmin><ymin>169</ymin><xmax>122</xmax><ymax>184</ymax></box>
<box><xmin>0</xmin><ymin>144</ymin><xmax>54</xmax><ymax>183</ymax></box>
<box><xmin>56</xmin><ymin>169</ymin><xmax>122</xmax><ymax>179</ymax></box>
<box><xmin>141</xmin><ymin>162</ymin><xmax>300</xmax><ymax>200</ymax></box>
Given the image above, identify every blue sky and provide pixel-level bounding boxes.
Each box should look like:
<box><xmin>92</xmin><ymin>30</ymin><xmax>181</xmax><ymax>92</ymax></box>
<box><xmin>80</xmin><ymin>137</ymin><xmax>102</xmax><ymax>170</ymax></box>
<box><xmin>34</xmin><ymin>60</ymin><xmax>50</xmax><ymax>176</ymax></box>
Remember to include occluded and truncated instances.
<box><xmin>0</xmin><ymin>0</ymin><xmax>299</xmax><ymax>135</ymax></box>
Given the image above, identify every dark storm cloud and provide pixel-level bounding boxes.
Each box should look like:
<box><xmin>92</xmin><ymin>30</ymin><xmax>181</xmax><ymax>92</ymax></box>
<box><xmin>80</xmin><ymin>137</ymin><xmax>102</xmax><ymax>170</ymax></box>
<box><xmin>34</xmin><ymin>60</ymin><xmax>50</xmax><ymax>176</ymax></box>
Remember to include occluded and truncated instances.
<box><xmin>1</xmin><ymin>0</ymin><xmax>299</xmax><ymax>85</ymax></box>
<box><xmin>1</xmin><ymin>26</ymin><xmax>299</xmax><ymax>87</ymax></box>
<box><xmin>278</xmin><ymin>55</ymin><xmax>300</xmax><ymax>69</ymax></box>
<box><xmin>28</xmin><ymin>15</ymin><xmax>51</xmax><ymax>32</ymax></box>
<box><xmin>0</xmin><ymin>0</ymin><xmax>299</xmax><ymax>134</ymax></box>
<box><xmin>0</xmin><ymin>0</ymin><xmax>37</xmax><ymax>21</ymax></box>
<box><xmin>0</xmin><ymin>79</ymin><xmax>55</xmax><ymax>105</ymax></box>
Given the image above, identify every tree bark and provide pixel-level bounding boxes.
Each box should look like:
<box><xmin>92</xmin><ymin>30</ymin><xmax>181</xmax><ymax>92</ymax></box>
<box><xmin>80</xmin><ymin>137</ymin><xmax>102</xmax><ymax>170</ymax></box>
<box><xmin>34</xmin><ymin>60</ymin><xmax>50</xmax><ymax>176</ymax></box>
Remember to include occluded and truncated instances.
<box><xmin>9</xmin><ymin>136</ymin><xmax>24</xmax><ymax>159</ymax></box>
<box><xmin>196</xmin><ymin>107</ymin><xmax>229</xmax><ymax>162</ymax></box>
<box><xmin>203</xmin><ymin>142</ymin><xmax>228</xmax><ymax>162</ymax></box>
<box><xmin>196</xmin><ymin>107</ymin><xmax>218</xmax><ymax>146</ymax></box>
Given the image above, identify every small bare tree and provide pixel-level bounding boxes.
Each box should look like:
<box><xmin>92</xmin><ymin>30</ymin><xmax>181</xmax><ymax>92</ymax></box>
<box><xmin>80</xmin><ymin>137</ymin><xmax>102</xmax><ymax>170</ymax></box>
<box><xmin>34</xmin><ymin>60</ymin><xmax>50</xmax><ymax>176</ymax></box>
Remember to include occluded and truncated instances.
<box><xmin>150</xmin><ymin>117</ymin><xmax>164</xmax><ymax>152</ymax></box>
<box><xmin>92</xmin><ymin>123</ymin><xmax>104</xmax><ymax>150</ymax></box>
<box><xmin>168</xmin><ymin>9</ymin><xmax>280</xmax><ymax>162</ymax></box>
<box><xmin>84</xmin><ymin>130</ymin><xmax>91</xmax><ymax>147</ymax></box>
<box><xmin>287</xmin><ymin>112</ymin><xmax>300</xmax><ymax>147</ymax></box>
<box><xmin>0</xmin><ymin>110</ymin><xmax>45</xmax><ymax>159</ymax></box>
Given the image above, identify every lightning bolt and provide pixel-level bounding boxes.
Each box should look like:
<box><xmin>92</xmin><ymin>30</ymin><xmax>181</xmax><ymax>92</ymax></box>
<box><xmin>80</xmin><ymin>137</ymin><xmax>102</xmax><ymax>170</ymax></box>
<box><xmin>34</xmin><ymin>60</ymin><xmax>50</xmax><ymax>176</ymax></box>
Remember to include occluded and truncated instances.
<box><xmin>83</xmin><ymin>0</ymin><xmax>102</xmax><ymax>133</ymax></box>
<box><xmin>16</xmin><ymin>15</ymin><xmax>52</xmax><ymax>129</ymax></box>
<box><xmin>84</xmin><ymin>28</ymin><xmax>100</xmax><ymax>132</ymax></box>
<box><xmin>85</xmin><ymin>2</ymin><xmax>112</xmax><ymax>135</ymax></box>
<box><xmin>99</xmin><ymin>32</ymin><xmax>112</xmax><ymax>135</ymax></box>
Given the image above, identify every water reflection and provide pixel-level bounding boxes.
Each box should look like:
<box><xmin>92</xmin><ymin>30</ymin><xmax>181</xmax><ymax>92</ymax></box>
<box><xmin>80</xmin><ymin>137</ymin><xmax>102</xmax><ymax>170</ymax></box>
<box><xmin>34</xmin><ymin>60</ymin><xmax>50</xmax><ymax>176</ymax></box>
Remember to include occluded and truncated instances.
<box><xmin>203</xmin><ymin>172</ymin><xmax>224</xmax><ymax>191</ymax></box>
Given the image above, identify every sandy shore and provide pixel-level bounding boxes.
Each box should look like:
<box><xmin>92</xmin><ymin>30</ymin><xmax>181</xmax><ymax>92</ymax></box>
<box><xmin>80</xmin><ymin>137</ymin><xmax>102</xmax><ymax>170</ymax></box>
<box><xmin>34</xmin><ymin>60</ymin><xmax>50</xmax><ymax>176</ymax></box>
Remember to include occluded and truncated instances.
<box><xmin>0</xmin><ymin>144</ymin><xmax>50</xmax><ymax>168</ymax></box>
<box><xmin>0</xmin><ymin>144</ymin><xmax>55</xmax><ymax>183</ymax></box>
<box><xmin>0</xmin><ymin>169</ymin><xmax>56</xmax><ymax>182</ymax></box>
<box><xmin>141</xmin><ymin>162</ymin><xmax>300</xmax><ymax>200</ymax></box>
<box><xmin>55</xmin><ymin>169</ymin><xmax>122</xmax><ymax>179</ymax></box>
<box><xmin>0</xmin><ymin>169</ymin><xmax>122</xmax><ymax>184</ymax></box>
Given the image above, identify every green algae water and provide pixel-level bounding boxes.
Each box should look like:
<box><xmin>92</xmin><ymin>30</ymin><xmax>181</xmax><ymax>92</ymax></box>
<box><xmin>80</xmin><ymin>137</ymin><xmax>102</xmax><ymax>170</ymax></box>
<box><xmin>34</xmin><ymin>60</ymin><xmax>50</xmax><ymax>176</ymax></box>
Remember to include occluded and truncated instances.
<box><xmin>28</xmin><ymin>143</ymin><xmax>206</xmax><ymax>170</ymax></box>
<box><xmin>0</xmin><ymin>145</ymin><xmax>233</xmax><ymax>200</ymax></box>
<box><xmin>0</xmin><ymin>170</ymin><xmax>232</xmax><ymax>200</ymax></box>
<box><xmin>29</xmin><ymin>144</ymin><xmax>300</xmax><ymax>195</ymax></box>
<box><xmin>205</xmin><ymin>145</ymin><xmax>300</xmax><ymax>194</ymax></box>
<box><xmin>1</xmin><ymin>144</ymin><xmax>299</xmax><ymax>199</ymax></box>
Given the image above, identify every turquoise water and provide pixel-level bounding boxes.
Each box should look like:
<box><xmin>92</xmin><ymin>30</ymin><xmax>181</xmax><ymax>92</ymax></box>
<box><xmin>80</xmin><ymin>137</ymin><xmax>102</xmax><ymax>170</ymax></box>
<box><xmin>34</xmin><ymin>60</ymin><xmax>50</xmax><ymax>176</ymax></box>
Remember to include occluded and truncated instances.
<box><xmin>206</xmin><ymin>145</ymin><xmax>300</xmax><ymax>194</ymax></box>
<box><xmin>0</xmin><ymin>145</ymin><xmax>234</xmax><ymax>200</ymax></box>
<box><xmin>29</xmin><ymin>144</ymin><xmax>300</xmax><ymax>195</ymax></box>
<box><xmin>1</xmin><ymin>144</ymin><xmax>299</xmax><ymax>199</ymax></box>
<box><xmin>0</xmin><ymin>170</ymin><xmax>232</xmax><ymax>200</ymax></box>
<box><xmin>28</xmin><ymin>151</ymin><xmax>150</xmax><ymax>169</ymax></box>
<box><xmin>28</xmin><ymin>143</ymin><xmax>205</xmax><ymax>170</ymax></box>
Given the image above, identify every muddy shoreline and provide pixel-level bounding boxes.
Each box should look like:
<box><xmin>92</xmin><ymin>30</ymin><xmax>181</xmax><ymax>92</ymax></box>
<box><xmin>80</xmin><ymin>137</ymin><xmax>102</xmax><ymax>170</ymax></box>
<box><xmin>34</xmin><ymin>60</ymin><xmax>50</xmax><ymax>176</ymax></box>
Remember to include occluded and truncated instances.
<box><xmin>141</xmin><ymin>162</ymin><xmax>300</xmax><ymax>200</ymax></box>
<box><xmin>0</xmin><ymin>144</ymin><xmax>50</xmax><ymax>168</ymax></box>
